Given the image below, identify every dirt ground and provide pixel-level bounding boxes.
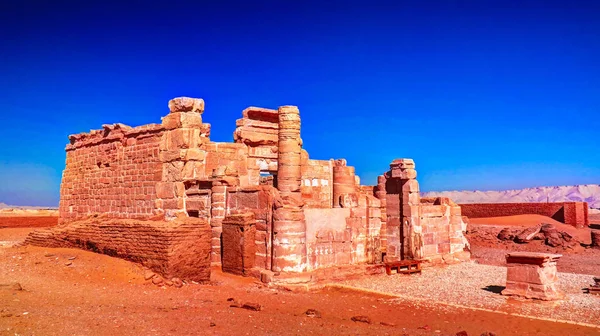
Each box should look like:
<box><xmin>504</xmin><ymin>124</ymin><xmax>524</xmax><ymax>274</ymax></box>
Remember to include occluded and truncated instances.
<box><xmin>1</xmin><ymin>217</ymin><xmax>599</xmax><ymax>335</ymax></box>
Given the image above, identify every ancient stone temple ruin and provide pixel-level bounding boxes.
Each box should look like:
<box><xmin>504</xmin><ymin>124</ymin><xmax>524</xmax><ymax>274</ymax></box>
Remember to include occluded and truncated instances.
<box><xmin>27</xmin><ymin>97</ymin><xmax>470</xmax><ymax>283</ymax></box>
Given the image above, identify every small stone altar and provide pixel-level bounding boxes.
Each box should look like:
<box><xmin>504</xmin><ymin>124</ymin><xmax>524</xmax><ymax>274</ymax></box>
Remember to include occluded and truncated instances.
<box><xmin>501</xmin><ymin>252</ymin><xmax>564</xmax><ymax>300</ymax></box>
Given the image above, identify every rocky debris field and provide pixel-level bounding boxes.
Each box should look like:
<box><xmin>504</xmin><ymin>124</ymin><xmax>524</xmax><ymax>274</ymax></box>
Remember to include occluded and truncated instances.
<box><xmin>466</xmin><ymin>221</ymin><xmax>600</xmax><ymax>275</ymax></box>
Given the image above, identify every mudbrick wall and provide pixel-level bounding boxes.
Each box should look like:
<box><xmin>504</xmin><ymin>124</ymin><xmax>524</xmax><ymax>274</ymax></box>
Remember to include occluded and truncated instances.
<box><xmin>25</xmin><ymin>217</ymin><xmax>211</xmax><ymax>282</ymax></box>
<box><xmin>460</xmin><ymin>202</ymin><xmax>590</xmax><ymax>228</ymax></box>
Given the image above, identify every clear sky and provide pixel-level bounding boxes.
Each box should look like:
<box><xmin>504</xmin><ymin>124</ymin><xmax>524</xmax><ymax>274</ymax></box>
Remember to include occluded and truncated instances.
<box><xmin>1</xmin><ymin>0</ymin><xmax>599</xmax><ymax>206</ymax></box>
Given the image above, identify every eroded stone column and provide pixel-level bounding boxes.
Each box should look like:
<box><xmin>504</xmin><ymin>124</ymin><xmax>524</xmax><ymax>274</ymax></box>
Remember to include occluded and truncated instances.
<box><xmin>332</xmin><ymin>159</ymin><xmax>356</xmax><ymax>208</ymax></box>
<box><xmin>272</xmin><ymin>106</ymin><xmax>307</xmax><ymax>273</ymax></box>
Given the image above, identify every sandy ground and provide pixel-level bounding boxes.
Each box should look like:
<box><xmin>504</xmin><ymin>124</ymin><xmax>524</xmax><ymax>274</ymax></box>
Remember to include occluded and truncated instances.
<box><xmin>0</xmin><ymin>216</ymin><xmax>58</xmax><ymax>229</ymax></box>
<box><xmin>1</xmin><ymin>216</ymin><xmax>600</xmax><ymax>335</ymax></box>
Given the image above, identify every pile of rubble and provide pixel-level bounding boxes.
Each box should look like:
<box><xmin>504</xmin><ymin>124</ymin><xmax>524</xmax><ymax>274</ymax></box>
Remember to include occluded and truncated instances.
<box><xmin>497</xmin><ymin>223</ymin><xmax>578</xmax><ymax>248</ymax></box>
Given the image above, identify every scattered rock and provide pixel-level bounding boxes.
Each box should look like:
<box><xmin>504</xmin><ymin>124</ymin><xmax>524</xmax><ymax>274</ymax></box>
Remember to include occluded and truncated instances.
<box><xmin>171</xmin><ymin>278</ymin><xmax>183</xmax><ymax>288</ymax></box>
<box><xmin>0</xmin><ymin>283</ymin><xmax>23</xmax><ymax>291</ymax></box>
<box><xmin>226</xmin><ymin>297</ymin><xmax>235</xmax><ymax>302</ymax></box>
<box><xmin>418</xmin><ymin>325</ymin><xmax>432</xmax><ymax>331</ymax></box>
<box><xmin>497</xmin><ymin>228</ymin><xmax>513</xmax><ymax>241</ymax></box>
<box><xmin>545</xmin><ymin>234</ymin><xmax>563</xmax><ymax>247</ymax></box>
<box><xmin>241</xmin><ymin>303</ymin><xmax>262</xmax><ymax>311</ymax></box>
<box><xmin>1</xmin><ymin>313</ymin><xmax>13</xmax><ymax>318</ymax></box>
<box><xmin>65</xmin><ymin>262</ymin><xmax>72</xmax><ymax>266</ymax></box>
<box><xmin>67</xmin><ymin>256</ymin><xmax>76</xmax><ymax>260</ymax></box>
<box><xmin>351</xmin><ymin>315</ymin><xmax>371</xmax><ymax>324</ymax></box>
<box><xmin>480</xmin><ymin>333</ymin><xmax>496</xmax><ymax>336</ymax></box>
<box><xmin>209</xmin><ymin>322</ymin><xmax>216</xmax><ymax>327</ymax></box>
<box><xmin>561</xmin><ymin>231</ymin><xmax>573</xmax><ymax>242</ymax></box>
<box><xmin>44</xmin><ymin>253</ymin><xmax>55</xmax><ymax>257</ymax></box>
<box><xmin>514</xmin><ymin>226</ymin><xmax>541</xmax><ymax>243</ymax></box>
<box><xmin>165</xmin><ymin>280</ymin><xmax>173</xmax><ymax>287</ymax></box>
<box><xmin>456</xmin><ymin>331</ymin><xmax>468</xmax><ymax>336</ymax></box>
<box><xmin>380</xmin><ymin>321</ymin><xmax>396</xmax><ymax>327</ymax></box>
<box><xmin>230</xmin><ymin>302</ymin><xmax>262</xmax><ymax>311</ymax></box>
<box><xmin>305</xmin><ymin>309</ymin><xmax>322</xmax><ymax>318</ymax></box>
<box><xmin>151</xmin><ymin>275</ymin><xmax>164</xmax><ymax>286</ymax></box>
<box><xmin>143</xmin><ymin>270</ymin><xmax>155</xmax><ymax>280</ymax></box>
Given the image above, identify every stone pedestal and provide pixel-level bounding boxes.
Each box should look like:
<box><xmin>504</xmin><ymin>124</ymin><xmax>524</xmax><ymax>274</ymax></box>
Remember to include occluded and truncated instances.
<box><xmin>222</xmin><ymin>213</ymin><xmax>256</xmax><ymax>276</ymax></box>
<box><xmin>502</xmin><ymin>252</ymin><xmax>564</xmax><ymax>300</ymax></box>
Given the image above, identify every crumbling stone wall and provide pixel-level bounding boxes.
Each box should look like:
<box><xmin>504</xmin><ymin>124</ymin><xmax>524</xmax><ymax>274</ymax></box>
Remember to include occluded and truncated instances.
<box><xmin>460</xmin><ymin>202</ymin><xmax>590</xmax><ymax>227</ymax></box>
<box><xmin>59</xmin><ymin>124</ymin><xmax>165</xmax><ymax>223</ymax></box>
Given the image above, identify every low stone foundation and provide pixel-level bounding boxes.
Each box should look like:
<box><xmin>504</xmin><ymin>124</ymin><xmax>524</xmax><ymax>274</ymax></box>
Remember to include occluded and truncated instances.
<box><xmin>25</xmin><ymin>217</ymin><xmax>212</xmax><ymax>282</ymax></box>
<box><xmin>502</xmin><ymin>252</ymin><xmax>563</xmax><ymax>301</ymax></box>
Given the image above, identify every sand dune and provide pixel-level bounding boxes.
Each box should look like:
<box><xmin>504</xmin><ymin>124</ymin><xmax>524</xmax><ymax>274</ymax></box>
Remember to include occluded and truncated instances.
<box><xmin>423</xmin><ymin>184</ymin><xmax>600</xmax><ymax>209</ymax></box>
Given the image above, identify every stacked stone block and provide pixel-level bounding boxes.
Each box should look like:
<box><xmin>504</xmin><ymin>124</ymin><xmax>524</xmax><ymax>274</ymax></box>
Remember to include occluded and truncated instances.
<box><xmin>157</xmin><ymin>97</ymin><xmax>210</xmax><ymax>219</ymax></box>
<box><xmin>374</xmin><ymin>175</ymin><xmax>388</xmax><ymax>252</ymax></box>
<box><xmin>26</xmin><ymin>217</ymin><xmax>212</xmax><ymax>282</ymax></box>
<box><xmin>234</xmin><ymin>107</ymin><xmax>279</xmax><ymax>185</ymax></box>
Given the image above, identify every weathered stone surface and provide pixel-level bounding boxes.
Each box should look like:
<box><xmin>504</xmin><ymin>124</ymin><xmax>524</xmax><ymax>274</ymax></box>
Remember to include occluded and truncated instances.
<box><xmin>514</xmin><ymin>226</ymin><xmax>541</xmax><ymax>243</ymax></box>
<box><xmin>25</xmin><ymin>218</ymin><xmax>211</xmax><ymax>282</ymax></box>
<box><xmin>168</xmin><ymin>97</ymin><xmax>205</xmax><ymax>113</ymax></box>
<box><xmin>502</xmin><ymin>252</ymin><xmax>563</xmax><ymax>300</ymax></box>
<box><xmin>222</xmin><ymin>213</ymin><xmax>256</xmax><ymax>276</ymax></box>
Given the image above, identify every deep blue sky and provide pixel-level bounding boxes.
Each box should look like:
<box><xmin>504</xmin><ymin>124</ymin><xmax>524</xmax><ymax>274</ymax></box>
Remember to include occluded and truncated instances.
<box><xmin>1</xmin><ymin>0</ymin><xmax>599</xmax><ymax>206</ymax></box>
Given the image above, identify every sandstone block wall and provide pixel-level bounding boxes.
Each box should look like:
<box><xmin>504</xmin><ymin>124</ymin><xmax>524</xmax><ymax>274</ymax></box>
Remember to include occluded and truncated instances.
<box><xmin>25</xmin><ymin>218</ymin><xmax>212</xmax><ymax>282</ymax></box>
<box><xmin>222</xmin><ymin>213</ymin><xmax>256</xmax><ymax>276</ymax></box>
<box><xmin>459</xmin><ymin>202</ymin><xmax>590</xmax><ymax>227</ymax></box>
<box><xmin>419</xmin><ymin>198</ymin><xmax>470</xmax><ymax>263</ymax></box>
<box><xmin>301</xmin><ymin>158</ymin><xmax>334</xmax><ymax>208</ymax></box>
<box><xmin>226</xmin><ymin>186</ymin><xmax>274</xmax><ymax>269</ymax></box>
<box><xmin>59</xmin><ymin>124</ymin><xmax>165</xmax><ymax>223</ymax></box>
<box><xmin>234</xmin><ymin>107</ymin><xmax>279</xmax><ymax>185</ymax></box>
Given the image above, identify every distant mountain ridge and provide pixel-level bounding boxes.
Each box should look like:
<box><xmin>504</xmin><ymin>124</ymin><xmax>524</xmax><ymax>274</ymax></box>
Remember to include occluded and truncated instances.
<box><xmin>422</xmin><ymin>184</ymin><xmax>600</xmax><ymax>209</ymax></box>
